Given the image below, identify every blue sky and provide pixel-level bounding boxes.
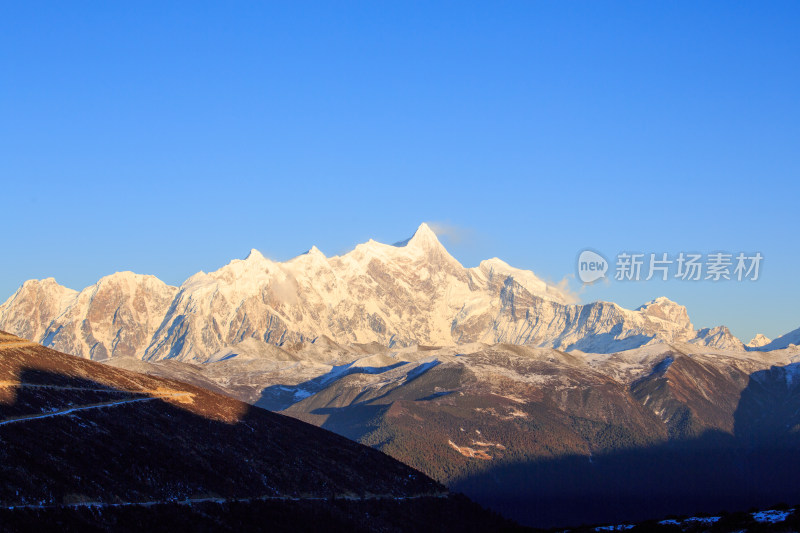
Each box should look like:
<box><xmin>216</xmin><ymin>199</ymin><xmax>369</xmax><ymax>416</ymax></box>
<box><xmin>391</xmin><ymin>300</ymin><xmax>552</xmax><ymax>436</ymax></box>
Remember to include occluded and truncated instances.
<box><xmin>1</xmin><ymin>2</ymin><xmax>798</xmax><ymax>341</ymax></box>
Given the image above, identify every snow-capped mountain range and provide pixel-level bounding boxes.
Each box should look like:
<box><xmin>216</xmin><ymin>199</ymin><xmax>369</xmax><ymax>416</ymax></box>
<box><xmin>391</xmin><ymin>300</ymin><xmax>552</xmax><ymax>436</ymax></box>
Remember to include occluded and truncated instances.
<box><xmin>0</xmin><ymin>223</ymin><xmax>776</xmax><ymax>362</ymax></box>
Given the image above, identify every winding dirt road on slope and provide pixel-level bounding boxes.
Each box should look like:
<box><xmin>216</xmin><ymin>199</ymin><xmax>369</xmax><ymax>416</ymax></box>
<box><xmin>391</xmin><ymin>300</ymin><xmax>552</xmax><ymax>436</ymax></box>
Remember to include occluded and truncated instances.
<box><xmin>0</xmin><ymin>395</ymin><xmax>189</xmax><ymax>426</ymax></box>
<box><xmin>0</xmin><ymin>367</ymin><xmax>194</xmax><ymax>427</ymax></box>
<box><xmin>0</xmin><ymin>338</ymin><xmax>196</xmax><ymax>425</ymax></box>
<box><xmin>1</xmin><ymin>491</ymin><xmax>450</xmax><ymax>511</ymax></box>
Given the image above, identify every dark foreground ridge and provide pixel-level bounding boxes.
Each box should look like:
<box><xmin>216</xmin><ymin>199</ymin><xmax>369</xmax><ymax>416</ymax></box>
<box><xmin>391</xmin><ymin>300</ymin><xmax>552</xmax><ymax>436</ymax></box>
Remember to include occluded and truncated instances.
<box><xmin>0</xmin><ymin>497</ymin><xmax>510</xmax><ymax>533</ymax></box>
<box><xmin>0</xmin><ymin>333</ymin><xmax>513</xmax><ymax>532</ymax></box>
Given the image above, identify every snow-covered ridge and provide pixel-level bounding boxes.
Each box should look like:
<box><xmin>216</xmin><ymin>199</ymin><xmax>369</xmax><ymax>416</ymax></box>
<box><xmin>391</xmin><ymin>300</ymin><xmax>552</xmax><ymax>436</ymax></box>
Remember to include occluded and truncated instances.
<box><xmin>0</xmin><ymin>223</ymin><xmax>758</xmax><ymax>362</ymax></box>
<box><xmin>756</xmin><ymin>326</ymin><xmax>800</xmax><ymax>351</ymax></box>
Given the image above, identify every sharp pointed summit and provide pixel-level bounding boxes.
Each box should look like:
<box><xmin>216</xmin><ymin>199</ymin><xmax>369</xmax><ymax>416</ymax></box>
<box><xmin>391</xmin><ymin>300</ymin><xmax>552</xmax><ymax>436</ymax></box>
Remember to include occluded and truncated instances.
<box><xmin>394</xmin><ymin>222</ymin><xmax>443</xmax><ymax>250</ymax></box>
<box><xmin>409</xmin><ymin>222</ymin><xmax>440</xmax><ymax>246</ymax></box>
<box><xmin>246</xmin><ymin>248</ymin><xmax>266</xmax><ymax>261</ymax></box>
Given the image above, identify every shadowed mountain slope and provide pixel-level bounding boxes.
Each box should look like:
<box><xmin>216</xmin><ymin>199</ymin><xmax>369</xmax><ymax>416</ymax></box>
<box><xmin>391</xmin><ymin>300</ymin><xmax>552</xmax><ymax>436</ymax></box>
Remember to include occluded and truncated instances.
<box><xmin>0</xmin><ymin>332</ymin><xmax>511</xmax><ymax>532</ymax></box>
<box><xmin>110</xmin><ymin>336</ymin><xmax>800</xmax><ymax>528</ymax></box>
<box><xmin>100</xmin><ymin>331</ymin><xmax>800</xmax><ymax>527</ymax></box>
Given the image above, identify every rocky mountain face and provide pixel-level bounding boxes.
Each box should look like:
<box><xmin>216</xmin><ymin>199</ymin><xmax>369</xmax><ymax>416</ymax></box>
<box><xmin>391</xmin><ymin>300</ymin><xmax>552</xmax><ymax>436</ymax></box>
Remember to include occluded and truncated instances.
<box><xmin>0</xmin><ymin>224</ymin><xmax>748</xmax><ymax>361</ymax></box>
<box><xmin>0</xmin><ymin>272</ymin><xmax>177</xmax><ymax>360</ymax></box>
<box><xmin>0</xmin><ymin>331</ymin><xmax>507</xmax><ymax>532</ymax></box>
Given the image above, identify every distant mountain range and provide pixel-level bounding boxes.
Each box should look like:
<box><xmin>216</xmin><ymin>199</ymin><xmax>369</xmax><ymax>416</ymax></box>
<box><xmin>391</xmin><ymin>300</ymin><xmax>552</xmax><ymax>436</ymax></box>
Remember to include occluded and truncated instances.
<box><xmin>2</xmin><ymin>223</ymin><xmax>786</xmax><ymax>362</ymax></box>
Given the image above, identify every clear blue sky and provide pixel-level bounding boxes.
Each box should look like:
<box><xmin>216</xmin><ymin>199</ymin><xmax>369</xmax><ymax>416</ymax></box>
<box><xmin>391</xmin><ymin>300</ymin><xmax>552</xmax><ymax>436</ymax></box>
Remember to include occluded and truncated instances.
<box><xmin>1</xmin><ymin>2</ymin><xmax>798</xmax><ymax>341</ymax></box>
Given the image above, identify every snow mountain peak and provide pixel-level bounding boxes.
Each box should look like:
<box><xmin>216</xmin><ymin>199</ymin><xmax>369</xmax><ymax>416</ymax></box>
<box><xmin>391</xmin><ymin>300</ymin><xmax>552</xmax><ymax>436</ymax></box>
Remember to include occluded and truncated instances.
<box><xmin>747</xmin><ymin>333</ymin><xmax>771</xmax><ymax>348</ymax></box>
<box><xmin>306</xmin><ymin>245</ymin><xmax>325</xmax><ymax>257</ymax></box>
<box><xmin>246</xmin><ymin>248</ymin><xmax>267</xmax><ymax>261</ymax></box>
<box><xmin>0</xmin><ymin>224</ymin><xmax>752</xmax><ymax>361</ymax></box>
<box><xmin>637</xmin><ymin>297</ymin><xmax>692</xmax><ymax>329</ymax></box>
<box><xmin>393</xmin><ymin>222</ymin><xmax>442</xmax><ymax>249</ymax></box>
<box><xmin>407</xmin><ymin>222</ymin><xmax>440</xmax><ymax>247</ymax></box>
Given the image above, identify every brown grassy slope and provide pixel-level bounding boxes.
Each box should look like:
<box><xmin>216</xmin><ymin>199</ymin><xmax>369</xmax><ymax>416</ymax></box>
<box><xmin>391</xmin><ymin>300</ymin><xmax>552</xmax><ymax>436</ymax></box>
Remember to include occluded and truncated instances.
<box><xmin>0</xmin><ymin>331</ymin><xmax>446</xmax><ymax>505</ymax></box>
